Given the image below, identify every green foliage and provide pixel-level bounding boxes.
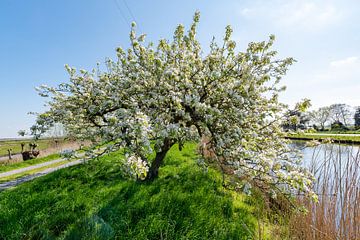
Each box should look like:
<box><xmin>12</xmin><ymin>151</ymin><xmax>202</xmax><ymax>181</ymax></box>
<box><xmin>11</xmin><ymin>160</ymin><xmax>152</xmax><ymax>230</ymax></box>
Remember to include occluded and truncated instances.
<box><xmin>295</xmin><ymin>98</ymin><xmax>311</xmax><ymax>112</ymax></box>
<box><xmin>0</xmin><ymin>143</ymin><xmax>264</xmax><ymax>239</ymax></box>
<box><xmin>330</xmin><ymin>121</ymin><xmax>348</xmax><ymax>131</ymax></box>
<box><xmin>304</xmin><ymin>128</ymin><xmax>317</xmax><ymax>133</ymax></box>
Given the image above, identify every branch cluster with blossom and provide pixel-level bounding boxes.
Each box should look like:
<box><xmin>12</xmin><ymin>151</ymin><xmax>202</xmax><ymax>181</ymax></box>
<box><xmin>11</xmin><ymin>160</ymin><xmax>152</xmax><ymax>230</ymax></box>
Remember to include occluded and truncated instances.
<box><xmin>32</xmin><ymin>12</ymin><xmax>316</xmax><ymax>201</ymax></box>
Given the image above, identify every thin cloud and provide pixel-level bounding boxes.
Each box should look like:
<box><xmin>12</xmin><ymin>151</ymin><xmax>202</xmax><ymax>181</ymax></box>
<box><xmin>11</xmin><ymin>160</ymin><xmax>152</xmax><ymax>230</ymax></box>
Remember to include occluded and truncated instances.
<box><xmin>317</xmin><ymin>56</ymin><xmax>360</xmax><ymax>83</ymax></box>
<box><xmin>240</xmin><ymin>0</ymin><xmax>344</xmax><ymax>30</ymax></box>
<box><xmin>330</xmin><ymin>56</ymin><xmax>359</xmax><ymax>67</ymax></box>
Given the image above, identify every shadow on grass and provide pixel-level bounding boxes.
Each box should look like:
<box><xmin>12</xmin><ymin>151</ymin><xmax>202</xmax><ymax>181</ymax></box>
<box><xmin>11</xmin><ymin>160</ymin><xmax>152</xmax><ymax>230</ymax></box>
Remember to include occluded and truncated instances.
<box><xmin>0</xmin><ymin>143</ymin><xmax>257</xmax><ymax>240</ymax></box>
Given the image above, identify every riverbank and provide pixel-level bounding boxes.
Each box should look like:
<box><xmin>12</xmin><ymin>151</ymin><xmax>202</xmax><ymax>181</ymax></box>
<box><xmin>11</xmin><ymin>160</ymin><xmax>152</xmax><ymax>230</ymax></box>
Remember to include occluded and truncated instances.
<box><xmin>286</xmin><ymin>132</ymin><xmax>360</xmax><ymax>144</ymax></box>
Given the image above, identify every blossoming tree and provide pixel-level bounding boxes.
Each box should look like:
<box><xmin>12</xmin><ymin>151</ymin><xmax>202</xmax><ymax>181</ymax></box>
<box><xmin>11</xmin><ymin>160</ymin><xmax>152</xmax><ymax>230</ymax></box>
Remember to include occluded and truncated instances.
<box><xmin>33</xmin><ymin>12</ymin><xmax>315</xmax><ymax>199</ymax></box>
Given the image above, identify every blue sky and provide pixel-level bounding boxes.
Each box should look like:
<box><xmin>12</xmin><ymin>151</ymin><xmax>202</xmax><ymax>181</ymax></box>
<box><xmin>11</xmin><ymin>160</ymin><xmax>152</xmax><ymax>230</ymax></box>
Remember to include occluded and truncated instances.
<box><xmin>0</xmin><ymin>0</ymin><xmax>359</xmax><ymax>138</ymax></box>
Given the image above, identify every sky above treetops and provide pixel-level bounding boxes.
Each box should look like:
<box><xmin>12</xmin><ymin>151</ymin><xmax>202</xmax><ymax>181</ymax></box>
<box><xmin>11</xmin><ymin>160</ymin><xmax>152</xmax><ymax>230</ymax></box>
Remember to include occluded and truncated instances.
<box><xmin>0</xmin><ymin>0</ymin><xmax>359</xmax><ymax>137</ymax></box>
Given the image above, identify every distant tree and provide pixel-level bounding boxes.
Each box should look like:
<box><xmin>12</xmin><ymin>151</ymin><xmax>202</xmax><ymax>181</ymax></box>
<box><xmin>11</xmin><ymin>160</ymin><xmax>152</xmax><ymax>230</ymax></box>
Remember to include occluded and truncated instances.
<box><xmin>355</xmin><ymin>107</ymin><xmax>360</xmax><ymax>129</ymax></box>
<box><xmin>329</xmin><ymin>104</ymin><xmax>353</xmax><ymax>127</ymax></box>
<box><xmin>308</xmin><ymin>106</ymin><xmax>331</xmax><ymax>130</ymax></box>
<box><xmin>282</xmin><ymin>110</ymin><xmax>301</xmax><ymax>131</ymax></box>
<box><xmin>31</xmin><ymin>12</ymin><xmax>316</xmax><ymax>200</ymax></box>
<box><xmin>17</xmin><ymin>130</ymin><xmax>27</xmax><ymax>137</ymax></box>
<box><xmin>283</xmin><ymin>103</ymin><xmax>311</xmax><ymax>131</ymax></box>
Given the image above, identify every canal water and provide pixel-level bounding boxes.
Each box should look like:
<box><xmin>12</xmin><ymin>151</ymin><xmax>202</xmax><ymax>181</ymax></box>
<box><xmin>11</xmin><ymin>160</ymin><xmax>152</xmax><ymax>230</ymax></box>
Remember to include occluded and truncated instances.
<box><xmin>291</xmin><ymin>140</ymin><xmax>360</xmax><ymax>170</ymax></box>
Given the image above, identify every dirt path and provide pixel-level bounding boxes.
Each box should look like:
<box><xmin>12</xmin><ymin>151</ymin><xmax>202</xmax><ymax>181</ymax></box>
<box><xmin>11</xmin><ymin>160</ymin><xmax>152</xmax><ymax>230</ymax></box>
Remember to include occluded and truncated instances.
<box><xmin>0</xmin><ymin>159</ymin><xmax>86</xmax><ymax>191</ymax></box>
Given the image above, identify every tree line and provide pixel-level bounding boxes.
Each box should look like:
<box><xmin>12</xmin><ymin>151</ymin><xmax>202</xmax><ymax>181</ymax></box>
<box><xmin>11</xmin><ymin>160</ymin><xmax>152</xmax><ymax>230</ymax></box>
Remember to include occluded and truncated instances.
<box><xmin>284</xmin><ymin>104</ymin><xmax>360</xmax><ymax>131</ymax></box>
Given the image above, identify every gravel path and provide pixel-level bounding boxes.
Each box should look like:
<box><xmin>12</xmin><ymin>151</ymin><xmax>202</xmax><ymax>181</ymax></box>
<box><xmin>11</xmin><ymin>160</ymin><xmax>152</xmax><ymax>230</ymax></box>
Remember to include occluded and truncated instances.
<box><xmin>0</xmin><ymin>159</ymin><xmax>85</xmax><ymax>191</ymax></box>
<box><xmin>0</xmin><ymin>158</ymin><xmax>67</xmax><ymax>178</ymax></box>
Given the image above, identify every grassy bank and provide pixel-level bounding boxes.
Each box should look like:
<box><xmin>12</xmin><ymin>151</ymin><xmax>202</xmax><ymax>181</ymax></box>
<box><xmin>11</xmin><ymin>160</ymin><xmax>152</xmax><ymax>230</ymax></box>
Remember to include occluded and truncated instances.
<box><xmin>317</xmin><ymin>130</ymin><xmax>360</xmax><ymax>134</ymax></box>
<box><xmin>0</xmin><ymin>143</ymin><xmax>274</xmax><ymax>240</ymax></box>
<box><xmin>286</xmin><ymin>133</ymin><xmax>360</xmax><ymax>144</ymax></box>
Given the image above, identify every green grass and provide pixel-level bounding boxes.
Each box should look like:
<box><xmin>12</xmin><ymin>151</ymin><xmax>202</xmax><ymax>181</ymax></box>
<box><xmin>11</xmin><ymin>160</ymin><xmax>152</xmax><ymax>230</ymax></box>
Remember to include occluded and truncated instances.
<box><xmin>287</xmin><ymin>132</ymin><xmax>360</xmax><ymax>143</ymax></box>
<box><xmin>0</xmin><ymin>143</ymin><xmax>268</xmax><ymax>240</ymax></box>
<box><xmin>0</xmin><ymin>153</ymin><xmax>60</xmax><ymax>173</ymax></box>
<box><xmin>317</xmin><ymin>130</ymin><xmax>360</xmax><ymax>134</ymax></box>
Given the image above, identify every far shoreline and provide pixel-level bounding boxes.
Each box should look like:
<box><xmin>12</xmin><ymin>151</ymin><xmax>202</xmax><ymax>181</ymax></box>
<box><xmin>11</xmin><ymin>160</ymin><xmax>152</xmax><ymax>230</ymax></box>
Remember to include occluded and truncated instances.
<box><xmin>286</xmin><ymin>133</ymin><xmax>360</xmax><ymax>145</ymax></box>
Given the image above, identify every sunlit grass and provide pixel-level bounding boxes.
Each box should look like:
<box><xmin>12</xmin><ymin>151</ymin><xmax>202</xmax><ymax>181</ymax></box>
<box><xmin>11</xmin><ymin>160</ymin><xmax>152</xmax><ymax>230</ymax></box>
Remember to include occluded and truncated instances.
<box><xmin>287</xmin><ymin>132</ymin><xmax>360</xmax><ymax>143</ymax></box>
<box><xmin>0</xmin><ymin>142</ymin><xmax>270</xmax><ymax>240</ymax></box>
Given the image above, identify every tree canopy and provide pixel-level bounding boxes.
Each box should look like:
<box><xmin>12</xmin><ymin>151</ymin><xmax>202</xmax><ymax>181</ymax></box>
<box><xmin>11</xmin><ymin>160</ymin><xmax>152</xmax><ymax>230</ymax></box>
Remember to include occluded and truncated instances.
<box><xmin>309</xmin><ymin>106</ymin><xmax>331</xmax><ymax>130</ymax></box>
<box><xmin>32</xmin><ymin>12</ymin><xmax>316</xmax><ymax>200</ymax></box>
<box><xmin>355</xmin><ymin>107</ymin><xmax>360</xmax><ymax>128</ymax></box>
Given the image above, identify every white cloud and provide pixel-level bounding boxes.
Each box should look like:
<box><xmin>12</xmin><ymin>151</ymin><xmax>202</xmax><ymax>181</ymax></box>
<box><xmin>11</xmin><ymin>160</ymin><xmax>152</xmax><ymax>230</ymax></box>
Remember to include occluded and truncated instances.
<box><xmin>330</xmin><ymin>56</ymin><xmax>359</xmax><ymax>67</ymax></box>
<box><xmin>278</xmin><ymin>2</ymin><xmax>341</xmax><ymax>28</ymax></box>
<box><xmin>240</xmin><ymin>0</ymin><xmax>344</xmax><ymax>30</ymax></box>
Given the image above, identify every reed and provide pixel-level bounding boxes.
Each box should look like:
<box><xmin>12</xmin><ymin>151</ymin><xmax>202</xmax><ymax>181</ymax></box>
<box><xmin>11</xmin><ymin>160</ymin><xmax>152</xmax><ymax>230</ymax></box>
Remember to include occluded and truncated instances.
<box><xmin>289</xmin><ymin>144</ymin><xmax>360</xmax><ymax>239</ymax></box>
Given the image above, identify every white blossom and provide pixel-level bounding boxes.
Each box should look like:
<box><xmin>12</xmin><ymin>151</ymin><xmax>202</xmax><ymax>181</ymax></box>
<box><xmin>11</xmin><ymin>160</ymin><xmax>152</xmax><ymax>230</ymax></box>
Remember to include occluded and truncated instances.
<box><xmin>31</xmin><ymin>12</ymin><xmax>316</xmax><ymax>200</ymax></box>
<box><xmin>125</xmin><ymin>155</ymin><xmax>149</xmax><ymax>180</ymax></box>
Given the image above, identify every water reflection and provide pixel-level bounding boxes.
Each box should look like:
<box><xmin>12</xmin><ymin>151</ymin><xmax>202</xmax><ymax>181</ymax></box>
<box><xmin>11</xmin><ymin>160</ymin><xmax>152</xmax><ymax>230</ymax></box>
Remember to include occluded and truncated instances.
<box><xmin>291</xmin><ymin>140</ymin><xmax>360</xmax><ymax>167</ymax></box>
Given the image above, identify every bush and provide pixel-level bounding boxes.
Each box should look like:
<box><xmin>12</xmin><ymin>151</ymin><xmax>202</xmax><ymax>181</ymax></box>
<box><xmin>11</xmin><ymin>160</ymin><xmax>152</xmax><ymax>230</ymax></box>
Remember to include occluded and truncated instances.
<box><xmin>330</xmin><ymin>121</ymin><xmax>348</xmax><ymax>131</ymax></box>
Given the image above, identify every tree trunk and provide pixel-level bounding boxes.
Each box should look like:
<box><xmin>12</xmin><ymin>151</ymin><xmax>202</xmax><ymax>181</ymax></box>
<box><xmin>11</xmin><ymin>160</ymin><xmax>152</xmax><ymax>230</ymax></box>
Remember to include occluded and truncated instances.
<box><xmin>146</xmin><ymin>139</ymin><xmax>174</xmax><ymax>181</ymax></box>
<box><xmin>7</xmin><ymin>149</ymin><xmax>12</xmax><ymax>160</ymax></box>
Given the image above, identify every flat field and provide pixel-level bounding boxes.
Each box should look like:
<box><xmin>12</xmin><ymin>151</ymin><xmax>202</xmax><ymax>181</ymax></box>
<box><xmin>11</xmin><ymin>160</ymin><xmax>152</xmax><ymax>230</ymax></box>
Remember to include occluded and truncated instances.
<box><xmin>0</xmin><ymin>138</ymin><xmax>65</xmax><ymax>157</ymax></box>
